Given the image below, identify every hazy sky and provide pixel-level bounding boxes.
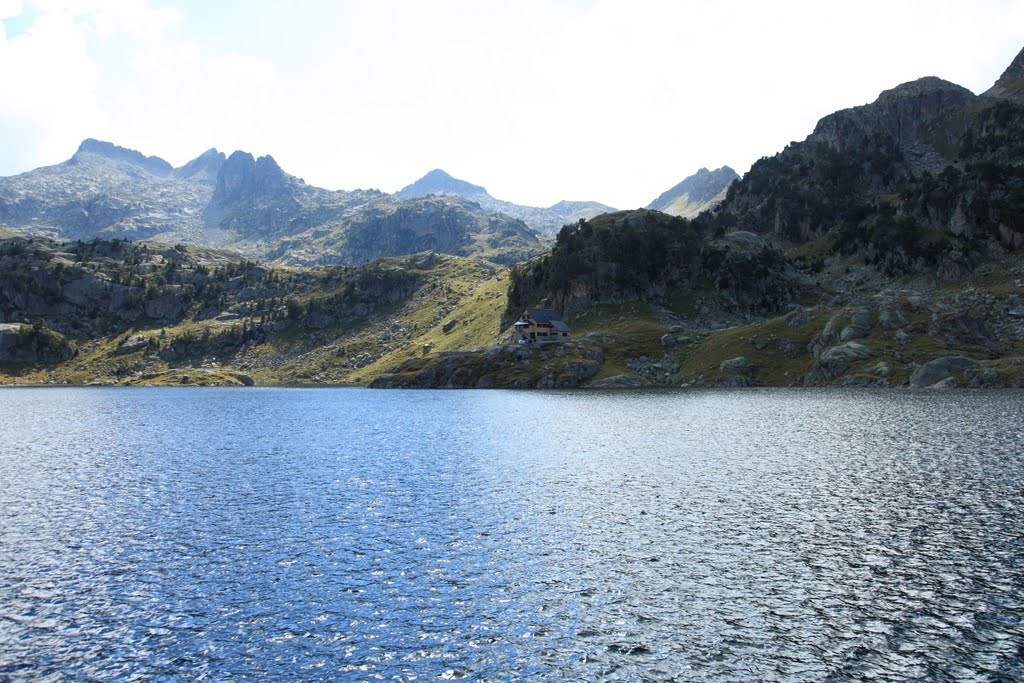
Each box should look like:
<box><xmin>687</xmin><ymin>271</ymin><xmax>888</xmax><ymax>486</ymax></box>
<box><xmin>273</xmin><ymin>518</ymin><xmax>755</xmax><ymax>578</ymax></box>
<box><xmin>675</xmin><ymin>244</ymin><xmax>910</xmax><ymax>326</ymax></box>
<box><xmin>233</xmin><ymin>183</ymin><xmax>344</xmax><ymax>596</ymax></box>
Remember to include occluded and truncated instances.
<box><xmin>1</xmin><ymin>1</ymin><xmax>1022</xmax><ymax>208</ymax></box>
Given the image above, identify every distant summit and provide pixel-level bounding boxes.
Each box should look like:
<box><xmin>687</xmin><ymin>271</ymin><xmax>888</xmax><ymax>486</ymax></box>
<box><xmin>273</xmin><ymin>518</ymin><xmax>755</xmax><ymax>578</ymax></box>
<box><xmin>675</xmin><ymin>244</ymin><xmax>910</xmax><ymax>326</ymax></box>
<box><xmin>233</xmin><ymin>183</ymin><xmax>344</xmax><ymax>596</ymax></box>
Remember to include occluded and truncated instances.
<box><xmin>212</xmin><ymin>151</ymin><xmax>289</xmax><ymax>206</ymax></box>
<box><xmin>647</xmin><ymin>166</ymin><xmax>738</xmax><ymax>218</ymax></box>
<box><xmin>174</xmin><ymin>148</ymin><xmax>226</xmax><ymax>182</ymax></box>
<box><xmin>72</xmin><ymin>138</ymin><xmax>174</xmax><ymax>176</ymax></box>
<box><xmin>397</xmin><ymin>168</ymin><xmax>615</xmax><ymax>234</ymax></box>
<box><xmin>397</xmin><ymin>169</ymin><xmax>489</xmax><ymax>201</ymax></box>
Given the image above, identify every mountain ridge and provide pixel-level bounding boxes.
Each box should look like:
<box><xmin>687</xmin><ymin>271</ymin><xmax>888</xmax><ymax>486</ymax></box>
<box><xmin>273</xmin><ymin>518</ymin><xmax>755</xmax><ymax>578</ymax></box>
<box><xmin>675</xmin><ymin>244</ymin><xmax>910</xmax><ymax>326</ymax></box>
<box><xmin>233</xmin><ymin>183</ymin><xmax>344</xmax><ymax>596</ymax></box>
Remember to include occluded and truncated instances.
<box><xmin>646</xmin><ymin>166</ymin><xmax>738</xmax><ymax>218</ymax></box>
<box><xmin>0</xmin><ymin>140</ymin><xmax>545</xmax><ymax>265</ymax></box>
<box><xmin>705</xmin><ymin>55</ymin><xmax>1024</xmax><ymax>276</ymax></box>
<box><xmin>398</xmin><ymin>168</ymin><xmax>617</xmax><ymax>234</ymax></box>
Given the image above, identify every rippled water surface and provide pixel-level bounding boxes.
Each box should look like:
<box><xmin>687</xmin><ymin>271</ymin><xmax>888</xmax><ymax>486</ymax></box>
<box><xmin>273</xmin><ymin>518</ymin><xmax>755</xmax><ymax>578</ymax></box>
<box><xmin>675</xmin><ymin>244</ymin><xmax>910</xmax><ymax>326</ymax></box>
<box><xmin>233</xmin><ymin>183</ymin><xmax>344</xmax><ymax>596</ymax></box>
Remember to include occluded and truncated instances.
<box><xmin>1</xmin><ymin>387</ymin><xmax>1023</xmax><ymax>681</ymax></box>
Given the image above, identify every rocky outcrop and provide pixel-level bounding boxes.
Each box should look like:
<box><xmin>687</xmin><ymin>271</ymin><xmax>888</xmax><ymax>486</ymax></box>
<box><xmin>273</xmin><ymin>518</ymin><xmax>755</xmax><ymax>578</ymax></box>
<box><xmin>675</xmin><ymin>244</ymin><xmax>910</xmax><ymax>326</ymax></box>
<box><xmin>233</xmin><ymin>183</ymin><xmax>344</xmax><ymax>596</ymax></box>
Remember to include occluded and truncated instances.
<box><xmin>0</xmin><ymin>322</ymin><xmax>76</xmax><ymax>365</ymax></box>
<box><xmin>370</xmin><ymin>340</ymin><xmax>605</xmax><ymax>389</ymax></box>
<box><xmin>805</xmin><ymin>342</ymin><xmax>873</xmax><ymax>385</ymax></box>
<box><xmin>704</xmin><ymin>48</ymin><xmax>1024</xmax><ymax>277</ymax></box>
<box><xmin>909</xmin><ymin>356</ymin><xmax>979</xmax><ymax>388</ymax></box>
<box><xmin>212</xmin><ymin>152</ymin><xmax>289</xmax><ymax>206</ymax></box>
<box><xmin>813</xmin><ymin>78</ymin><xmax>974</xmax><ymax>175</ymax></box>
<box><xmin>718</xmin><ymin>356</ymin><xmax>750</xmax><ymax>387</ymax></box>
<box><xmin>268</xmin><ymin>195</ymin><xmax>543</xmax><ymax>267</ymax></box>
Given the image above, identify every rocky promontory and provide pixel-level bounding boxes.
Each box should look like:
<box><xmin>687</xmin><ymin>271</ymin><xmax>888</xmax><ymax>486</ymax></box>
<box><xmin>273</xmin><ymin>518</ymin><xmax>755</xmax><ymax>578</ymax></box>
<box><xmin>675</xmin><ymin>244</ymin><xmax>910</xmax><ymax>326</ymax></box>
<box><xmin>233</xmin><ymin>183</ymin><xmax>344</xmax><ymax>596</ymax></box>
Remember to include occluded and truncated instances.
<box><xmin>370</xmin><ymin>339</ymin><xmax>605</xmax><ymax>389</ymax></box>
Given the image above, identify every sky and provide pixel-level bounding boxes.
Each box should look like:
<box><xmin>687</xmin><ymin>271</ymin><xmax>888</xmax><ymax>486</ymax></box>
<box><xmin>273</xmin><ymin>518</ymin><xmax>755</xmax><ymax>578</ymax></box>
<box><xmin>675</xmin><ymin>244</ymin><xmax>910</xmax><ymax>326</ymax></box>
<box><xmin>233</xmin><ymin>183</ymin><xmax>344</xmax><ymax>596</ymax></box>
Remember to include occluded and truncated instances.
<box><xmin>1</xmin><ymin>1</ymin><xmax>1022</xmax><ymax>209</ymax></box>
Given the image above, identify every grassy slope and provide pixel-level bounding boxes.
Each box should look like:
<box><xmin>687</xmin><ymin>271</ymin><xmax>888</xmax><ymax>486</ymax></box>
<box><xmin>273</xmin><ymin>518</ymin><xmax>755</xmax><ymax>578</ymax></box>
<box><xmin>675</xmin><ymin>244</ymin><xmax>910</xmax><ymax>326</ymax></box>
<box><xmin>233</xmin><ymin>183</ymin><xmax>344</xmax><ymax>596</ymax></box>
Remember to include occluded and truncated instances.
<box><xmin>3</xmin><ymin>235</ymin><xmax>1021</xmax><ymax>388</ymax></box>
<box><xmin>0</xmin><ymin>253</ymin><xmax>512</xmax><ymax>386</ymax></box>
<box><xmin>660</xmin><ymin>186</ymin><xmax>730</xmax><ymax>219</ymax></box>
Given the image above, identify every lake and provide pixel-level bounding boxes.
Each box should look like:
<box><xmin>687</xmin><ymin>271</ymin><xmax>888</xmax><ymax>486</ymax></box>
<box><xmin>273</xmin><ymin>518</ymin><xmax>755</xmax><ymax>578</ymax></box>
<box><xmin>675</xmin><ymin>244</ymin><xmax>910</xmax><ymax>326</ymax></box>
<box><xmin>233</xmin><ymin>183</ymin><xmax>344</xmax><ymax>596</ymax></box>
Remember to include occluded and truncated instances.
<box><xmin>1</xmin><ymin>387</ymin><xmax>1022</xmax><ymax>681</ymax></box>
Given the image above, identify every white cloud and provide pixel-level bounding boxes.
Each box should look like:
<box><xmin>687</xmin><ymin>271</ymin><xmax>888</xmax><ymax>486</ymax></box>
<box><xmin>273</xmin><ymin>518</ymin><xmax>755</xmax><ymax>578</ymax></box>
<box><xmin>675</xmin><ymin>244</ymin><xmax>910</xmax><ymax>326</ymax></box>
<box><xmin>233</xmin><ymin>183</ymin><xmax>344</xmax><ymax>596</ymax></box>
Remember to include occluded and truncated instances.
<box><xmin>29</xmin><ymin>0</ymin><xmax>180</xmax><ymax>40</ymax></box>
<box><xmin>130</xmin><ymin>41</ymin><xmax>198</xmax><ymax>76</ymax></box>
<box><xmin>0</xmin><ymin>0</ymin><xmax>23</xmax><ymax>22</ymax></box>
<box><xmin>0</xmin><ymin>7</ymin><xmax>104</xmax><ymax>167</ymax></box>
<box><xmin>211</xmin><ymin>53</ymin><xmax>275</xmax><ymax>87</ymax></box>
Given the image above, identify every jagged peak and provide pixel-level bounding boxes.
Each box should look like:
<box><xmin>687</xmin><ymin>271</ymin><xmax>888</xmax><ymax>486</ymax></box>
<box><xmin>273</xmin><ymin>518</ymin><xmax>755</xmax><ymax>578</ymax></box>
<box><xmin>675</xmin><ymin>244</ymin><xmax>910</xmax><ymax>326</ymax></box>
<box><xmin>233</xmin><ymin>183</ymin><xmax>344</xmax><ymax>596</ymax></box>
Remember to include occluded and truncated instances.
<box><xmin>255</xmin><ymin>154</ymin><xmax>282</xmax><ymax>173</ymax></box>
<box><xmin>72</xmin><ymin>138</ymin><xmax>173</xmax><ymax>176</ymax></box>
<box><xmin>212</xmin><ymin>150</ymin><xmax>290</xmax><ymax>205</ymax></box>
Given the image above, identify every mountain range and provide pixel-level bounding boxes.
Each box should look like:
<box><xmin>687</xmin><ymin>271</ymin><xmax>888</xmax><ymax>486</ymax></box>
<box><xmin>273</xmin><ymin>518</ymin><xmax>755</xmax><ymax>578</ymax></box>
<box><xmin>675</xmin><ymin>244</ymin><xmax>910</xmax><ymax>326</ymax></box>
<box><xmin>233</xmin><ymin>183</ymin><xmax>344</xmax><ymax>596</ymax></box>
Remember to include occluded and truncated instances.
<box><xmin>0</xmin><ymin>138</ymin><xmax>738</xmax><ymax>265</ymax></box>
<box><xmin>0</xmin><ymin>141</ymin><xmax>544</xmax><ymax>266</ymax></box>
<box><xmin>1</xmin><ymin>45</ymin><xmax>1022</xmax><ymax>389</ymax></box>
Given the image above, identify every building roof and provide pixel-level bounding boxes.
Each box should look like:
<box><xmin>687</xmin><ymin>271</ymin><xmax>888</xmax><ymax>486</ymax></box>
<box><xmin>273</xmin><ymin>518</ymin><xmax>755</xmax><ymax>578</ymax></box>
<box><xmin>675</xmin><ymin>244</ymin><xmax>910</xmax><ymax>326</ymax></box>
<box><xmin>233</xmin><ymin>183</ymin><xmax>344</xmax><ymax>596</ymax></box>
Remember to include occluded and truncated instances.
<box><xmin>523</xmin><ymin>308</ymin><xmax>566</xmax><ymax>325</ymax></box>
<box><xmin>551</xmin><ymin>320</ymin><xmax>571</xmax><ymax>333</ymax></box>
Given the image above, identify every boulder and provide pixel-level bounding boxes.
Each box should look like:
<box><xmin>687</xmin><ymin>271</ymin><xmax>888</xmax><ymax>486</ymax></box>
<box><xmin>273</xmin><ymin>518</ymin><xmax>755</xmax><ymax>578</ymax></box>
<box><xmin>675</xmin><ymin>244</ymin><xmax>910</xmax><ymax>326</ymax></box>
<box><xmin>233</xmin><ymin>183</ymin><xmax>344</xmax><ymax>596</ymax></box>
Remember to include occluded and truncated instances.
<box><xmin>804</xmin><ymin>342</ymin><xmax>873</xmax><ymax>384</ymax></box>
<box><xmin>720</xmin><ymin>356</ymin><xmax>749</xmax><ymax>373</ymax></box>
<box><xmin>850</xmin><ymin>308</ymin><xmax>872</xmax><ymax>329</ymax></box>
<box><xmin>839</xmin><ymin>308</ymin><xmax>871</xmax><ymax>341</ymax></box>
<box><xmin>232</xmin><ymin>372</ymin><xmax>256</xmax><ymax>386</ymax></box>
<box><xmin>866</xmin><ymin>361</ymin><xmax>894</xmax><ymax>378</ymax></box>
<box><xmin>929</xmin><ymin>377</ymin><xmax>958</xmax><ymax>389</ymax></box>
<box><xmin>785</xmin><ymin>308</ymin><xmax>814</xmax><ymax>326</ymax></box>
<box><xmin>660</xmin><ymin>334</ymin><xmax>677</xmax><ymax>348</ymax></box>
<box><xmin>113</xmin><ymin>334</ymin><xmax>149</xmax><ymax>356</ymax></box>
<box><xmin>442</xmin><ymin>319</ymin><xmax>458</xmax><ymax>333</ymax></box>
<box><xmin>719</xmin><ymin>356</ymin><xmax>751</xmax><ymax>387</ymax></box>
<box><xmin>909</xmin><ymin>356</ymin><xmax>979</xmax><ymax>388</ymax></box>
<box><xmin>0</xmin><ymin>322</ymin><xmax>76</xmax><ymax>365</ymax></box>
<box><xmin>588</xmin><ymin>374</ymin><xmax>648</xmax><ymax>388</ymax></box>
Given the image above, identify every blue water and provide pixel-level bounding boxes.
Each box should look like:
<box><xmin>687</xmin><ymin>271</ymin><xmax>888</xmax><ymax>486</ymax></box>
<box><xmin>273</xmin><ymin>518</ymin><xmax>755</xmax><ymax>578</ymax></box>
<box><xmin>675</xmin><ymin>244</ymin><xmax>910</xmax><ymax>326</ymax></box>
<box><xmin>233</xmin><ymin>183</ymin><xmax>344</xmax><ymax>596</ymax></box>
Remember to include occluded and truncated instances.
<box><xmin>1</xmin><ymin>387</ymin><xmax>1022</xmax><ymax>681</ymax></box>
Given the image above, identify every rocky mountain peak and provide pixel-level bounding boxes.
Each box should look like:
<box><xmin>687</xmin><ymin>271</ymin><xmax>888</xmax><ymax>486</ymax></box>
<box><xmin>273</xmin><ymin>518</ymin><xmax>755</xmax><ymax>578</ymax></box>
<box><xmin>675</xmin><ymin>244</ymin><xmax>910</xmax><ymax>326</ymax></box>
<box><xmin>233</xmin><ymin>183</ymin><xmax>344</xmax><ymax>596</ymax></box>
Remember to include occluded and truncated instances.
<box><xmin>72</xmin><ymin>138</ymin><xmax>173</xmax><ymax>176</ymax></box>
<box><xmin>646</xmin><ymin>166</ymin><xmax>739</xmax><ymax>218</ymax></box>
<box><xmin>397</xmin><ymin>169</ymin><xmax>490</xmax><ymax>200</ymax></box>
<box><xmin>983</xmin><ymin>45</ymin><xmax>1024</xmax><ymax>101</ymax></box>
<box><xmin>174</xmin><ymin>148</ymin><xmax>226</xmax><ymax>182</ymax></box>
<box><xmin>212</xmin><ymin>151</ymin><xmax>289</xmax><ymax>205</ymax></box>
<box><xmin>810</xmin><ymin>77</ymin><xmax>975</xmax><ymax>174</ymax></box>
